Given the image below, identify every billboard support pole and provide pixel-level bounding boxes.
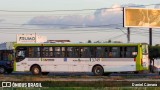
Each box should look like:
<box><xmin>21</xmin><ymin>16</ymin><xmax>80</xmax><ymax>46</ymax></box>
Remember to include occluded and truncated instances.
<box><xmin>149</xmin><ymin>28</ymin><xmax>152</xmax><ymax>46</ymax></box>
<box><xmin>127</xmin><ymin>27</ymin><xmax>130</xmax><ymax>43</ymax></box>
<box><xmin>149</xmin><ymin>28</ymin><xmax>154</xmax><ymax>73</ymax></box>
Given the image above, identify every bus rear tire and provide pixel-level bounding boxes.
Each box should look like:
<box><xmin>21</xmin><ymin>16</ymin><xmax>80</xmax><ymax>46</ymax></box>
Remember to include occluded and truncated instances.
<box><xmin>0</xmin><ymin>66</ymin><xmax>5</xmax><ymax>74</ymax></box>
<box><xmin>93</xmin><ymin>65</ymin><xmax>104</xmax><ymax>76</ymax></box>
<box><xmin>42</xmin><ymin>72</ymin><xmax>49</xmax><ymax>75</ymax></box>
<box><xmin>31</xmin><ymin>65</ymin><xmax>41</xmax><ymax>75</ymax></box>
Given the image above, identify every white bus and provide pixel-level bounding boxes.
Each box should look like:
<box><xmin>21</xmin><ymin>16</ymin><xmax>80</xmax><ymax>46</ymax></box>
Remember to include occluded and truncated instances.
<box><xmin>12</xmin><ymin>43</ymin><xmax>149</xmax><ymax>76</ymax></box>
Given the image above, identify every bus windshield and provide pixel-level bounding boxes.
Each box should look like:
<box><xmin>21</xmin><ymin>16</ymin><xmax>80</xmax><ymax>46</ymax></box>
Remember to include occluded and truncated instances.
<box><xmin>0</xmin><ymin>50</ymin><xmax>14</xmax><ymax>61</ymax></box>
<box><xmin>142</xmin><ymin>44</ymin><xmax>148</xmax><ymax>55</ymax></box>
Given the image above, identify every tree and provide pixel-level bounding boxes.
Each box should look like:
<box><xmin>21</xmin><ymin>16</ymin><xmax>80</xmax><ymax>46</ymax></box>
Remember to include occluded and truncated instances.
<box><xmin>108</xmin><ymin>40</ymin><xmax>111</xmax><ymax>43</ymax></box>
<box><xmin>149</xmin><ymin>46</ymin><xmax>160</xmax><ymax>73</ymax></box>
<box><xmin>149</xmin><ymin>46</ymin><xmax>160</xmax><ymax>59</ymax></box>
<box><xmin>87</xmin><ymin>40</ymin><xmax>92</xmax><ymax>43</ymax></box>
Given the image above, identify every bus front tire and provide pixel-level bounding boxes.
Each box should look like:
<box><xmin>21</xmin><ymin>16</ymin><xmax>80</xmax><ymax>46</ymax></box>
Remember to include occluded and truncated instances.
<box><xmin>0</xmin><ymin>66</ymin><xmax>5</xmax><ymax>74</ymax></box>
<box><xmin>93</xmin><ymin>65</ymin><xmax>104</xmax><ymax>76</ymax></box>
<box><xmin>31</xmin><ymin>65</ymin><xmax>41</xmax><ymax>75</ymax></box>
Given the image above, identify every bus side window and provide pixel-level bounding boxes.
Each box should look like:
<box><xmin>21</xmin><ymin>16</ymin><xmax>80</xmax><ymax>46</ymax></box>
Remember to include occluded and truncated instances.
<box><xmin>120</xmin><ymin>47</ymin><xmax>123</xmax><ymax>58</ymax></box>
<box><xmin>54</xmin><ymin>47</ymin><xmax>60</xmax><ymax>58</ymax></box>
<box><xmin>96</xmin><ymin>47</ymin><xmax>103</xmax><ymax>58</ymax></box>
<box><xmin>67</xmin><ymin>47</ymin><xmax>73</xmax><ymax>58</ymax></box>
<box><xmin>109</xmin><ymin>52</ymin><xmax>112</xmax><ymax>58</ymax></box>
<box><xmin>72</xmin><ymin>47</ymin><xmax>79</xmax><ymax>58</ymax></box>
<box><xmin>110</xmin><ymin>47</ymin><xmax>120</xmax><ymax>58</ymax></box>
<box><xmin>80</xmin><ymin>47</ymin><xmax>84</xmax><ymax>58</ymax></box>
<box><xmin>84</xmin><ymin>48</ymin><xmax>88</xmax><ymax>58</ymax></box>
<box><xmin>108</xmin><ymin>47</ymin><xmax>112</xmax><ymax>58</ymax></box>
<box><xmin>61</xmin><ymin>47</ymin><xmax>65</xmax><ymax>57</ymax></box>
<box><xmin>90</xmin><ymin>47</ymin><xmax>96</xmax><ymax>58</ymax></box>
<box><xmin>104</xmin><ymin>47</ymin><xmax>108</xmax><ymax>58</ymax></box>
<box><xmin>125</xmin><ymin>47</ymin><xmax>131</xmax><ymax>58</ymax></box>
<box><xmin>125</xmin><ymin>47</ymin><xmax>137</xmax><ymax>58</ymax></box>
<box><xmin>28</xmin><ymin>47</ymin><xmax>41</xmax><ymax>58</ymax></box>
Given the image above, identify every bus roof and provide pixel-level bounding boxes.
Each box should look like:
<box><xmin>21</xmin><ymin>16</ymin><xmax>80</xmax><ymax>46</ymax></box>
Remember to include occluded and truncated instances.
<box><xmin>13</xmin><ymin>42</ymin><xmax>148</xmax><ymax>47</ymax></box>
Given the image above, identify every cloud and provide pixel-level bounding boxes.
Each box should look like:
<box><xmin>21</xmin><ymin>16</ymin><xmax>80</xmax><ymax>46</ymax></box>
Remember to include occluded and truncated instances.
<box><xmin>28</xmin><ymin>4</ymin><xmax>145</xmax><ymax>29</ymax></box>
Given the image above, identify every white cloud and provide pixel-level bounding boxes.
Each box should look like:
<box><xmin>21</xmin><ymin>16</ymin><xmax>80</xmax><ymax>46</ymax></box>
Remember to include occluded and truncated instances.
<box><xmin>28</xmin><ymin>4</ymin><xmax>145</xmax><ymax>29</ymax></box>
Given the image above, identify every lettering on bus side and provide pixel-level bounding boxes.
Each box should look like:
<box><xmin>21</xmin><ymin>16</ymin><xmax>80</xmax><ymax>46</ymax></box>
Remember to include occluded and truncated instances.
<box><xmin>42</xmin><ymin>59</ymin><xmax>54</xmax><ymax>61</ymax></box>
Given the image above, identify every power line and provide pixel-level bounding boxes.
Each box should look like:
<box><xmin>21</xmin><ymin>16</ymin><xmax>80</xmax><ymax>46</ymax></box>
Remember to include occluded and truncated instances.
<box><xmin>0</xmin><ymin>3</ymin><xmax>159</xmax><ymax>12</ymax></box>
<box><xmin>0</xmin><ymin>26</ymin><xmax>123</xmax><ymax>33</ymax></box>
<box><xmin>0</xmin><ymin>7</ymin><xmax>122</xmax><ymax>13</ymax></box>
<box><xmin>115</xmin><ymin>28</ymin><xmax>127</xmax><ymax>35</ymax></box>
<box><xmin>0</xmin><ymin>28</ymin><xmax>123</xmax><ymax>34</ymax></box>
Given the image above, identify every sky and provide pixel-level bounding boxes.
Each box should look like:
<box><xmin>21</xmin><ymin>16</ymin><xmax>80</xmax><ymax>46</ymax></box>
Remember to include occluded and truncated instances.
<box><xmin>0</xmin><ymin>0</ymin><xmax>160</xmax><ymax>45</ymax></box>
<box><xmin>0</xmin><ymin>0</ymin><xmax>158</xmax><ymax>10</ymax></box>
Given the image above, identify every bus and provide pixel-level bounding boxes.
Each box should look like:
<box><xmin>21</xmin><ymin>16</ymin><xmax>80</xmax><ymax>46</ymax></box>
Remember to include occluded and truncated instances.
<box><xmin>0</xmin><ymin>50</ymin><xmax>14</xmax><ymax>74</ymax></box>
<box><xmin>12</xmin><ymin>42</ymin><xmax>149</xmax><ymax>76</ymax></box>
<box><xmin>0</xmin><ymin>42</ymin><xmax>14</xmax><ymax>74</ymax></box>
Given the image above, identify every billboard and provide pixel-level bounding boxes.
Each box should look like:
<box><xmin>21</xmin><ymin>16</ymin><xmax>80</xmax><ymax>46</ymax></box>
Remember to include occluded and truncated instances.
<box><xmin>17</xmin><ymin>34</ymin><xmax>47</xmax><ymax>43</ymax></box>
<box><xmin>124</xmin><ymin>8</ymin><xmax>160</xmax><ymax>28</ymax></box>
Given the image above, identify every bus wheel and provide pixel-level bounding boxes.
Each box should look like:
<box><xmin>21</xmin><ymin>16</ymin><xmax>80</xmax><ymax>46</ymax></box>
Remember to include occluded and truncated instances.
<box><xmin>0</xmin><ymin>66</ymin><xmax>5</xmax><ymax>74</ymax></box>
<box><xmin>93</xmin><ymin>65</ymin><xmax>104</xmax><ymax>76</ymax></box>
<box><xmin>31</xmin><ymin>65</ymin><xmax>41</xmax><ymax>75</ymax></box>
<box><xmin>42</xmin><ymin>72</ymin><xmax>49</xmax><ymax>75</ymax></box>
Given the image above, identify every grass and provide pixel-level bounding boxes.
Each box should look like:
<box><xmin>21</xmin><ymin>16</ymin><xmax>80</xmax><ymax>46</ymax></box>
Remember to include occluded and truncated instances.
<box><xmin>1</xmin><ymin>74</ymin><xmax>159</xmax><ymax>81</ymax></box>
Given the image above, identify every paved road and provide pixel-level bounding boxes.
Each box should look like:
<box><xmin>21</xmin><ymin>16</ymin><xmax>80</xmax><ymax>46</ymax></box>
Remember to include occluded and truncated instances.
<box><xmin>1</xmin><ymin>72</ymin><xmax>160</xmax><ymax>82</ymax></box>
<box><xmin>3</xmin><ymin>72</ymin><xmax>159</xmax><ymax>76</ymax></box>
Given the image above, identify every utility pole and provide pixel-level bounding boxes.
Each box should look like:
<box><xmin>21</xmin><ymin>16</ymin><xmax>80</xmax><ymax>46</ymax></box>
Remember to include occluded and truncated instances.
<box><xmin>127</xmin><ymin>27</ymin><xmax>130</xmax><ymax>43</ymax></box>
